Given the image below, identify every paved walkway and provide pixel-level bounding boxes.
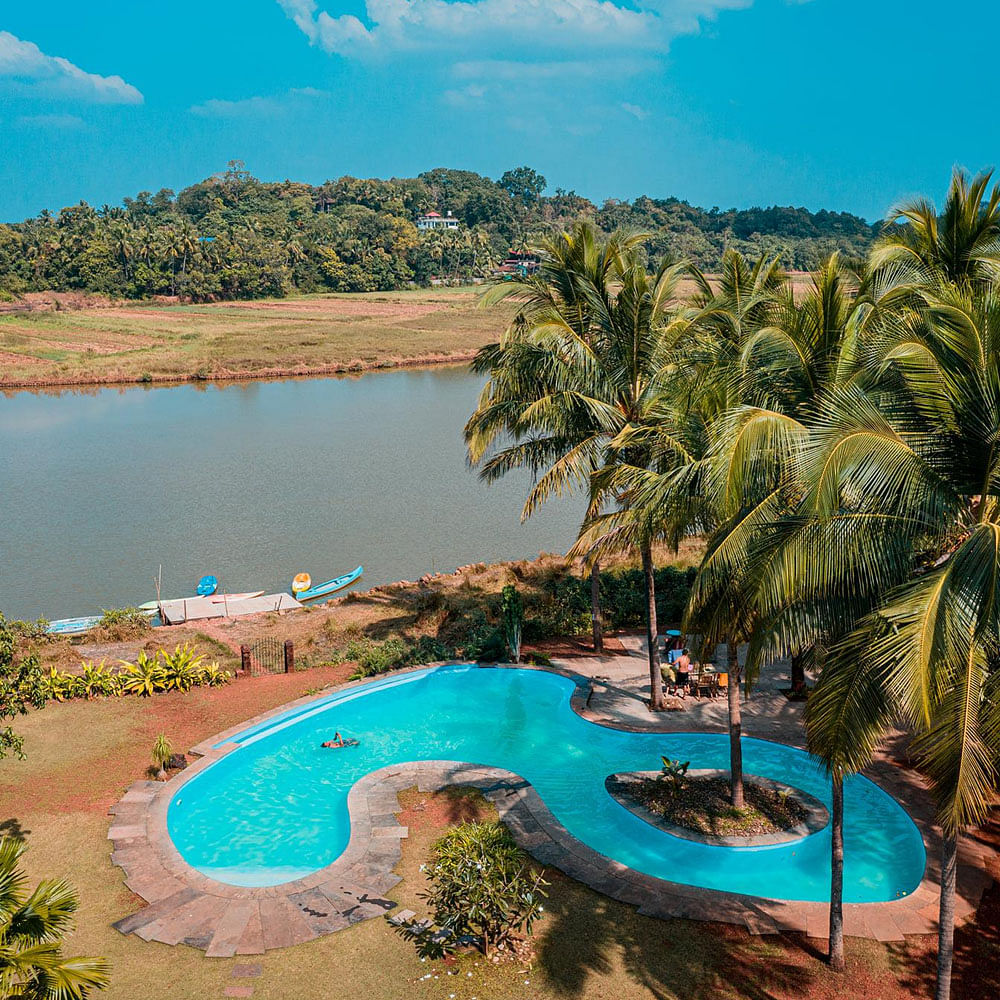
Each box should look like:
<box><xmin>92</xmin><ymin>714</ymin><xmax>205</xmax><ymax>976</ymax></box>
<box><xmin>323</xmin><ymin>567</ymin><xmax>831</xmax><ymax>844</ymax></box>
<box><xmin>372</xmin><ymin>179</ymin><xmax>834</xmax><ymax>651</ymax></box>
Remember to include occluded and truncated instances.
<box><xmin>109</xmin><ymin>659</ymin><xmax>997</xmax><ymax>955</ymax></box>
<box><xmin>555</xmin><ymin>636</ymin><xmax>806</xmax><ymax>743</ymax></box>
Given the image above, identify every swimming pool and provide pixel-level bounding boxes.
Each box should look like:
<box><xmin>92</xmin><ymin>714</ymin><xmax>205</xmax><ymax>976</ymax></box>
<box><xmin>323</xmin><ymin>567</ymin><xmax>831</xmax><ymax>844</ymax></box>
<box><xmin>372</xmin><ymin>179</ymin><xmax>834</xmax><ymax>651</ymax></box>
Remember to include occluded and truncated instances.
<box><xmin>167</xmin><ymin>665</ymin><xmax>926</xmax><ymax>902</ymax></box>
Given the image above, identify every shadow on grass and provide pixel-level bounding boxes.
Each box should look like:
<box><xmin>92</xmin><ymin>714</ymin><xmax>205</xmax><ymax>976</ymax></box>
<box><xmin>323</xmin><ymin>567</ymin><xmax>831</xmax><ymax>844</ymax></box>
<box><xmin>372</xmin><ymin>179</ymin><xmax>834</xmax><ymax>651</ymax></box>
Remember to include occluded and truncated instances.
<box><xmin>0</xmin><ymin>817</ymin><xmax>29</xmax><ymax>842</ymax></box>
<box><xmin>534</xmin><ymin>873</ymin><xmax>815</xmax><ymax>1000</ymax></box>
<box><xmin>888</xmin><ymin>871</ymin><xmax>1000</xmax><ymax>1000</ymax></box>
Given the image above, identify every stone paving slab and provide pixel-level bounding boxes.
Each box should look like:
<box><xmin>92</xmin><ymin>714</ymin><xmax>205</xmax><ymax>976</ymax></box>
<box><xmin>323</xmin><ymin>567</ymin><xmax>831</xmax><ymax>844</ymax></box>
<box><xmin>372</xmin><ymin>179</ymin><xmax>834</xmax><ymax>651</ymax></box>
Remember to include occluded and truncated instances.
<box><xmin>108</xmin><ymin>664</ymin><xmax>998</xmax><ymax>955</ymax></box>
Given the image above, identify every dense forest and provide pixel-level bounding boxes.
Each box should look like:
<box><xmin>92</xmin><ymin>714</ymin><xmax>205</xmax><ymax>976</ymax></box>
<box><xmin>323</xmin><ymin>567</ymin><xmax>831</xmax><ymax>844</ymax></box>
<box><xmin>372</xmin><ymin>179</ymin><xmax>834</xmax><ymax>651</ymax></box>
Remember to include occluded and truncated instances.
<box><xmin>0</xmin><ymin>162</ymin><xmax>880</xmax><ymax>301</ymax></box>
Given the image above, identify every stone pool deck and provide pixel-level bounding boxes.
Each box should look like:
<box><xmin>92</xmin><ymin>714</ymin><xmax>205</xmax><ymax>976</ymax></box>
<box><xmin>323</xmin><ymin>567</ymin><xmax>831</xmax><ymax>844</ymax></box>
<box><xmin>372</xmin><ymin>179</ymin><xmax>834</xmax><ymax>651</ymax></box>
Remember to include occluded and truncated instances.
<box><xmin>109</xmin><ymin>657</ymin><xmax>998</xmax><ymax>955</ymax></box>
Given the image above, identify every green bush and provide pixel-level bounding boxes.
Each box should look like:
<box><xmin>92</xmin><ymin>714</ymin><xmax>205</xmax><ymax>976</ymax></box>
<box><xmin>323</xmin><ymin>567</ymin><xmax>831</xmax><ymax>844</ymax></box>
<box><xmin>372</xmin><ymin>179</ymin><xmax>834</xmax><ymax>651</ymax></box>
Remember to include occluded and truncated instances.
<box><xmin>39</xmin><ymin>667</ymin><xmax>77</xmax><ymax>702</ymax></box>
<box><xmin>160</xmin><ymin>643</ymin><xmax>206</xmax><ymax>691</ymax></box>
<box><xmin>5</xmin><ymin>618</ymin><xmax>51</xmax><ymax>644</ymax></box>
<box><xmin>500</xmin><ymin>585</ymin><xmax>523</xmax><ymax>663</ymax></box>
<box><xmin>396</xmin><ymin>821</ymin><xmax>547</xmax><ymax>958</ymax></box>
<box><xmin>118</xmin><ymin>651</ymin><xmax>167</xmax><ymax>696</ymax></box>
<box><xmin>97</xmin><ymin>606</ymin><xmax>151</xmax><ymax>640</ymax></box>
<box><xmin>341</xmin><ymin>635</ymin><xmax>457</xmax><ymax>680</ymax></box>
<box><xmin>77</xmin><ymin>660</ymin><xmax>119</xmax><ymax>698</ymax></box>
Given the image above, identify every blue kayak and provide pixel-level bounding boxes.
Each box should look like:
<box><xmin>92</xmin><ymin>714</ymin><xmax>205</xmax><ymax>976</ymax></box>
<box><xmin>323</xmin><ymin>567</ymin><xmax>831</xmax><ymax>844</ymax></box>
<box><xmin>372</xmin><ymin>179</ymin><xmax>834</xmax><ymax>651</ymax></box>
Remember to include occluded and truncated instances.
<box><xmin>296</xmin><ymin>565</ymin><xmax>363</xmax><ymax>602</ymax></box>
<box><xmin>46</xmin><ymin>615</ymin><xmax>102</xmax><ymax>636</ymax></box>
<box><xmin>196</xmin><ymin>575</ymin><xmax>218</xmax><ymax>597</ymax></box>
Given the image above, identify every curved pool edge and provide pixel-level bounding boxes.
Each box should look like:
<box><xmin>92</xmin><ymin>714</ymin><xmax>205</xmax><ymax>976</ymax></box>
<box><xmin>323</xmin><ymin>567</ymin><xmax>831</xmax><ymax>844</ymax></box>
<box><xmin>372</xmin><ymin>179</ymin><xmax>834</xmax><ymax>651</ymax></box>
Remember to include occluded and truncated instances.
<box><xmin>109</xmin><ymin>662</ymin><xmax>992</xmax><ymax>954</ymax></box>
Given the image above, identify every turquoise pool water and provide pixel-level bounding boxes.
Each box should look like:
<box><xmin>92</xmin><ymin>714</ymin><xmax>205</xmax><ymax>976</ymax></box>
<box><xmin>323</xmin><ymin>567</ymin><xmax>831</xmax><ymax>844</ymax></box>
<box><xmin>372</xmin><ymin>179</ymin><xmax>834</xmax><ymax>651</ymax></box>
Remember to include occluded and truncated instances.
<box><xmin>167</xmin><ymin>666</ymin><xmax>926</xmax><ymax>902</ymax></box>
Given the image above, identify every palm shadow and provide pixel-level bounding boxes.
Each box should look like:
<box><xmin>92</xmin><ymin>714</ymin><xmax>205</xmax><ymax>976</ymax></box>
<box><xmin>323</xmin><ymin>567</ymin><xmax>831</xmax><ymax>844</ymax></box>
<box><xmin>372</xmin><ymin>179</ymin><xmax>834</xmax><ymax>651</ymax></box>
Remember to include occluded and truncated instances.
<box><xmin>535</xmin><ymin>873</ymin><xmax>815</xmax><ymax>999</ymax></box>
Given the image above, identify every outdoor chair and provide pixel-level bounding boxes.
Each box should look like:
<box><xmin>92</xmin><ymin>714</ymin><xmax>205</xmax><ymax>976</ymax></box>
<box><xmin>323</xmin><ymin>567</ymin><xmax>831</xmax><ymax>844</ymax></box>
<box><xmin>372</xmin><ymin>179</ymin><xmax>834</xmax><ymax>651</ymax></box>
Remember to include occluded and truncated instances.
<box><xmin>715</xmin><ymin>671</ymin><xmax>729</xmax><ymax>699</ymax></box>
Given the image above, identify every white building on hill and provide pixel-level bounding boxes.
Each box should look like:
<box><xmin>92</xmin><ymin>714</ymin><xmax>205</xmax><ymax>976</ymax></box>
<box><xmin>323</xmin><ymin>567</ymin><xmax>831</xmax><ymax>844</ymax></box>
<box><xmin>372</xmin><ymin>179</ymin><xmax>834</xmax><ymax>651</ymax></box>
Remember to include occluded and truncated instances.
<box><xmin>416</xmin><ymin>210</ymin><xmax>459</xmax><ymax>231</ymax></box>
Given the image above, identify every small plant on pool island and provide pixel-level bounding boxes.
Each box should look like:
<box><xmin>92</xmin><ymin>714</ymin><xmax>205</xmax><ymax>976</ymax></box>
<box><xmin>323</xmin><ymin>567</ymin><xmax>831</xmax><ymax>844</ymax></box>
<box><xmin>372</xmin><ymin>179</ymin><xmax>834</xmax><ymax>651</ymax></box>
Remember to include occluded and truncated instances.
<box><xmin>395</xmin><ymin>821</ymin><xmax>547</xmax><ymax>959</ymax></box>
<box><xmin>152</xmin><ymin>734</ymin><xmax>173</xmax><ymax>780</ymax></box>
<box><xmin>658</xmin><ymin>757</ymin><xmax>690</xmax><ymax>798</ymax></box>
<box><xmin>0</xmin><ymin>837</ymin><xmax>111</xmax><ymax>996</ymax></box>
<box><xmin>500</xmin><ymin>584</ymin><xmax>523</xmax><ymax>663</ymax></box>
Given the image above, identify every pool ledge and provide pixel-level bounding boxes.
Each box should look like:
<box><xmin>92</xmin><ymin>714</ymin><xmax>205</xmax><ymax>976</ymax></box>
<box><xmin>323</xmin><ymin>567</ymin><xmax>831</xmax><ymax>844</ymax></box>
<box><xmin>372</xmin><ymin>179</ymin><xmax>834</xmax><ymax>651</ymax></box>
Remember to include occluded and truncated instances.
<box><xmin>108</xmin><ymin>662</ymin><xmax>996</xmax><ymax>955</ymax></box>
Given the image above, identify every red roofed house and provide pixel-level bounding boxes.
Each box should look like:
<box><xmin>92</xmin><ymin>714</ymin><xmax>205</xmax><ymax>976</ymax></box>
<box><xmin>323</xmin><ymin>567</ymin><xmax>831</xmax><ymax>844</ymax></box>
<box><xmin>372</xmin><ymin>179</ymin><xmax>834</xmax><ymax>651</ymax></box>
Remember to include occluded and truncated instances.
<box><xmin>416</xmin><ymin>210</ymin><xmax>459</xmax><ymax>231</ymax></box>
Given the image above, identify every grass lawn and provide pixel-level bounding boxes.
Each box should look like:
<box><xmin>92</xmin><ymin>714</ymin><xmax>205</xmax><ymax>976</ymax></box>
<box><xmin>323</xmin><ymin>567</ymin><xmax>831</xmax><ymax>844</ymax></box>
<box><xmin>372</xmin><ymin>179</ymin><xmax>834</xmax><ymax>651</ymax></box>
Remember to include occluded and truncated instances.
<box><xmin>0</xmin><ymin>288</ymin><xmax>510</xmax><ymax>387</ymax></box>
<box><xmin>3</xmin><ymin>655</ymin><xmax>998</xmax><ymax>1000</ymax></box>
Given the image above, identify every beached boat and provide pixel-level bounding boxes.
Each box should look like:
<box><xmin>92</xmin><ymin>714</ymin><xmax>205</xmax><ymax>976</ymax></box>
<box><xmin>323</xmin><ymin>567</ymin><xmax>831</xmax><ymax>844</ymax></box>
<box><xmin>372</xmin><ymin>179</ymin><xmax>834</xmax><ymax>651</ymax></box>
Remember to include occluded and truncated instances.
<box><xmin>295</xmin><ymin>565</ymin><xmax>364</xmax><ymax>602</ymax></box>
<box><xmin>291</xmin><ymin>572</ymin><xmax>312</xmax><ymax>595</ymax></box>
<box><xmin>46</xmin><ymin>615</ymin><xmax>102</xmax><ymax>636</ymax></box>
<box><xmin>196</xmin><ymin>575</ymin><xmax>218</xmax><ymax>597</ymax></box>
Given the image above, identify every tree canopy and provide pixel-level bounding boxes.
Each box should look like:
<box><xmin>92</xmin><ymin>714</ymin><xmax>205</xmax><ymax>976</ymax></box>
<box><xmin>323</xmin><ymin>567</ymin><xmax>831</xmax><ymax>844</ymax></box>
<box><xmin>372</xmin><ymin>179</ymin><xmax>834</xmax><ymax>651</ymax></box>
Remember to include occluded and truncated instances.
<box><xmin>0</xmin><ymin>161</ymin><xmax>878</xmax><ymax>303</ymax></box>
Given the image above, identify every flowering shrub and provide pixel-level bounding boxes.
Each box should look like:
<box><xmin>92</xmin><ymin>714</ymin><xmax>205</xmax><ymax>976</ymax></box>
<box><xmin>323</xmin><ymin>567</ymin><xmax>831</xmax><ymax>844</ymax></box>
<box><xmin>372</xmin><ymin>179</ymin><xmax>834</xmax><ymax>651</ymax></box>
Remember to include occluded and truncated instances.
<box><xmin>396</xmin><ymin>821</ymin><xmax>547</xmax><ymax>958</ymax></box>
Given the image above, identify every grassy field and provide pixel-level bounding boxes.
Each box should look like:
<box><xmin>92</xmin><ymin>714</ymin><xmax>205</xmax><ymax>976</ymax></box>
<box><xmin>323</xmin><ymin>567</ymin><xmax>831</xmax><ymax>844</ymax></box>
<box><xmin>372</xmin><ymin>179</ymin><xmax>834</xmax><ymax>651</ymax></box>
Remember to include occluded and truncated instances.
<box><xmin>6</xmin><ymin>551</ymin><xmax>997</xmax><ymax>999</ymax></box>
<box><xmin>0</xmin><ymin>288</ymin><xmax>509</xmax><ymax>388</ymax></box>
<box><xmin>0</xmin><ymin>274</ymin><xmax>816</xmax><ymax>389</ymax></box>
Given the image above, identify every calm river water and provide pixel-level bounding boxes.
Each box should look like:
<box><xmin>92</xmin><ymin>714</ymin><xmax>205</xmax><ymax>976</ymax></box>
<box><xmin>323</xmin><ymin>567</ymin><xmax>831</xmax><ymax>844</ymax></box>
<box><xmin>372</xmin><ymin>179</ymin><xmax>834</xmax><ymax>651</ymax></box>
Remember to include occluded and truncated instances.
<box><xmin>0</xmin><ymin>366</ymin><xmax>581</xmax><ymax>621</ymax></box>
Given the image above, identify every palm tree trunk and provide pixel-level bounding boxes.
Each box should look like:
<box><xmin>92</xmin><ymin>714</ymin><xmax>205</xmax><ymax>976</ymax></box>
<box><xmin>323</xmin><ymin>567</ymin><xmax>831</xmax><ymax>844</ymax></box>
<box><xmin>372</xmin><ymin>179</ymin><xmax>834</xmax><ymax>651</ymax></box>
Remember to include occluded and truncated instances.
<box><xmin>829</xmin><ymin>771</ymin><xmax>845</xmax><ymax>971</ymax></box>
<box><xmin>935</xmin><ymin>831</ymin><xmax>959</xmax><ymax>1000</ymax></box>
<box><xmin>641</xmin><ymin>544</ymin><xmax>663</xmax><ymax>710</ymax></box>
<box><xmin>726</xmin><ymin>640</ymin><xmax>744</xmax><ymax>807</ymax></box>
<box><xmin>591</xmin><ymin>560</ymin><xmax>604</xmax><ymax>654</ymax></box>
<box><xmin>791</xmin><ymin>649</ymin><xmax>806</xmax><ymax>695</ymax></box>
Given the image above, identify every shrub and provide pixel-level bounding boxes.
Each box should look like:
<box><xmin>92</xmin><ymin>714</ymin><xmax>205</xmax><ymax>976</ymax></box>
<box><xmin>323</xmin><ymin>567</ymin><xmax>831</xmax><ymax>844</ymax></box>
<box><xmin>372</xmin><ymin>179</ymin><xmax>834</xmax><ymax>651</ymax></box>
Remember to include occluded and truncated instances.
<box><xmin>152</xmin><ymin>734</ymin><xmax>172</xmax><ymax>779</ymax></box>
<box><xmin>396</xmin><ymin>821</ymin><xmax>547</xmax><ymax>958</ymax></box>
<box><xmin>342</xmin><ymin>635</ymin><xmax>457</xmax><ymax>680</ymax></box>
<box><xmin>658</xmin><ymin>757</ymin><xmax>690</xmax><ymax>798</ymax></box>
<box><xmin>118</xmin><ymin>651</ymin><xmax>167</xmax><ymax>696</ymax></box>
<box><xmin>77</xmin><ymin>660</ymin><xmax>119</xmax><ymax>699</ymax></box>
<box><xmin>197</xmin><ymin>663</ymin><xmax>231</xmax><ymax>687</ymax></box>
<box><xmin>39</xmin><ymin>667</ymin><xmax>77</xmax><ymax>702</ymax></box>
<box><xmin>160</xmin><ymin>643</ymin><xmax>206</xmax><ymax>691</ymax></box>
<box><xmin>344</xmin><ymin>637</ymin><xmax>409</xmax><ymax>680</ymax></box>
<box><xmin>458</xmin><ymin>611</ymin><xmax>506</xmax><ymax>663</ymax></box>
<box><xmin>499</xmin><ymin>585</ymin><xmax>523</xmax><ymax>663</ymax></box>
<box><xmin>97</xmin><ymin>606</ymin><xmax>151</xmax><ymax>641</ymax></box>
<box><xmin>5</xmin><ymin>617</ymin><xmax>51</xmax><ymax>644</ymax></box>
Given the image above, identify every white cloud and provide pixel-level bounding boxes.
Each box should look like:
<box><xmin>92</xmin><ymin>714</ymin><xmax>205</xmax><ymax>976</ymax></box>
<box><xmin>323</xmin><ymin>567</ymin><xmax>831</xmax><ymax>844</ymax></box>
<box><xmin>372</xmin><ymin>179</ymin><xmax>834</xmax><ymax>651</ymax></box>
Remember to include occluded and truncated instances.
<box><xmin>0</xmin><ymin>31</ymin><xmax>143</xmax><ymax>104</ymax></box>
<box><xmin>190</xmin><ymin>87</ymin><xmax>329</xmax><ymax>118</ymax></box>
<box><xmin>277</xmin><ymin>0</ymin><xmax>754</xmax><ymax>58</ymax></box>
<box><xmin>622</xmin><ymin>102</ymin><xmax>650</xmax><ymax>120</ymax></box>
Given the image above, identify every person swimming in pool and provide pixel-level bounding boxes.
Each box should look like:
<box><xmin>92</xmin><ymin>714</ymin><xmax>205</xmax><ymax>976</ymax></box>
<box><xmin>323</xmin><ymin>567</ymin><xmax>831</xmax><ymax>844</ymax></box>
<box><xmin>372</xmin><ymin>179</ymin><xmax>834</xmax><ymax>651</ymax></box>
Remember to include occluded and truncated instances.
<box><xmin>322</xmin><ymin>732</ymin><xmax>346</xmax><ymax>748</ymax></box>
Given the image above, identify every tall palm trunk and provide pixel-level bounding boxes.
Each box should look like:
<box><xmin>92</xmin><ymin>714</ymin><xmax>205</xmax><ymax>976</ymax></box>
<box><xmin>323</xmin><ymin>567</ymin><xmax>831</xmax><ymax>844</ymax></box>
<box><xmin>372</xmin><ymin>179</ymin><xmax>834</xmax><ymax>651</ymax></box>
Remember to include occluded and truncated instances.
<box><xmin>829</xmin><ymin>771</ymin><xmax>845</xmax><ymax>970</ymax></box>
<box><xmin>591</xmin><ymin>560</ymin><xmax>604</xmax><ymax>653</ymax></box>
<box><xmin>641</xmin><ymin>544</ymin><xmax>663</xmax><ymax>710</ymax></box>
<box><xmin>935</xmin><ymin>832</ymin><xmax>959</xmax><ymax>1000</ymax></box>
<box><xmin>790</xmin><ymin>649</ymin><xmax>806</xmax><ymax>695</ymax></box>
<box><xmin>726</xmin><ymin>640</ymin><xmax>744</xmax><ymax>807</ymax></box>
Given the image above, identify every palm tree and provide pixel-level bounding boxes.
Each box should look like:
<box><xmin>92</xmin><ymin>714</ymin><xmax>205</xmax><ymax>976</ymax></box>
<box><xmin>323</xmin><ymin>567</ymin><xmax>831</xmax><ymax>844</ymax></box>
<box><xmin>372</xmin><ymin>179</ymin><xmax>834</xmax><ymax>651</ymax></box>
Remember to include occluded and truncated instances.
<box><xmin>466</xmin><ymin>223</ymin><xmax>646</xmax><ymax>657</ymax></box>
<box><xmin>800</xmin><ymin>280</ymin><xmax>1000</xmax><ymax>998</ymax></box>
<box><xmin>467</xmin><ymin>224</ymin><xmax>689</xmax><ymax>701</ymax></box>
<box><xmin>0</xmin><ymin>838</ymin><xmax>110</xmax><ymax>998</ymax></box>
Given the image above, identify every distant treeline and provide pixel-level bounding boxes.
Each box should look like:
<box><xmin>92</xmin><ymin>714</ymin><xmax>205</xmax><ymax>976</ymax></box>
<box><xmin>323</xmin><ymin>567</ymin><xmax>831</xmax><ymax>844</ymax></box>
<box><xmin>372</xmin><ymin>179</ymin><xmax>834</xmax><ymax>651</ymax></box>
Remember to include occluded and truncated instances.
<box><xmin>0</xmin><ymin>161</ymin><xmax>879</xmax><ymax>302</ymax></box>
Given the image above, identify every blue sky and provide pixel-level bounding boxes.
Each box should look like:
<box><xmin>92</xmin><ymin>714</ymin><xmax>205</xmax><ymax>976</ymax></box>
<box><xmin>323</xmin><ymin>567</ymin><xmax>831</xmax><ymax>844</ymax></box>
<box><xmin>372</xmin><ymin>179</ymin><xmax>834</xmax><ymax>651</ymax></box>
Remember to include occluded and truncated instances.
<box><xmin>1</xmin><ymin>0</ymin><xmax>996</xmax><ymax>222</ymax></box>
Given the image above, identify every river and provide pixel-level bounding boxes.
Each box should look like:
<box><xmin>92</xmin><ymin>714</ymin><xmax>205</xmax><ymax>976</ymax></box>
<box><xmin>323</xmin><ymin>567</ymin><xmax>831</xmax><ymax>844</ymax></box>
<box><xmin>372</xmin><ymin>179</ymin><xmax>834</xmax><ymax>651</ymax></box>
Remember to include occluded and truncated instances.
<box><xmin>0</xmin><ymin>366</ymin><xmax>581</xmax><ymax>621</ymax></box>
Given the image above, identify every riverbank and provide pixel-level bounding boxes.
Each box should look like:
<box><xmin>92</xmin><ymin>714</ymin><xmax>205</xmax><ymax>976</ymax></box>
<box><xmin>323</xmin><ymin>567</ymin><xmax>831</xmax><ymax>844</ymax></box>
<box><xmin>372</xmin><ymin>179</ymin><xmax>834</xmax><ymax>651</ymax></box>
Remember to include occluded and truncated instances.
<box><xmin>31</xmin><ymin>545</ymin><xmax>704</xmax><ymax>675</ymax></box>
<box><xmin>0</xmin><ymin>287</ymin><xmax>509</xmax><ymax>389</ymax></box>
